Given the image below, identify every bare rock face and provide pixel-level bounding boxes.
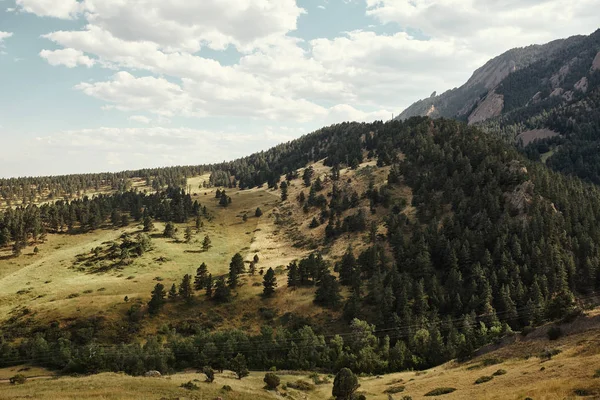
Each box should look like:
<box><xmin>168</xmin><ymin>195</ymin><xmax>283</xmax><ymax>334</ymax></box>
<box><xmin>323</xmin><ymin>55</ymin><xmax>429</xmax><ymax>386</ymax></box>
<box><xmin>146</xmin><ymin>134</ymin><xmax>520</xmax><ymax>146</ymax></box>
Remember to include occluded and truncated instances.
<box><xmin>550</xmin><ymin>87</ymin><xmax>564</xmax><ymax>97</ymax></box>
<box><xmin>516</xmin><ymin>129</ymin><xmax>559</xmax><ymax>146</ymax></box>
<box><xmin>592</xmin><ymin>51</ymin><xmax>600</xmax><ymax>72</ymax></box>
<box><xmin>562</xmin><ymin>90</ymin><xmax>574</xmax><ymax>102</ymax></box>
<box><xmin>574</xmin><ymin>76</ymin><xmax>589</xmax><ymax>93</ymax></box>
<box><xmin>466</xmin><ymin>59</ymin><xmax>517</xmax><ymax>90</ymax></box>
<box><xmin>550</xmin><ymin>57</ymin><xmax>578</xmax><ymax>89</ymax></box>
<box><xmin>468</xmin><ymin>92</ymin><xmax>504</xmax><ymax>125</ymax></box>
<box><xmin>426</xmin><ymin>104</ymin><xmax>436</xmax><ymax>116</ymax></box>
<box><xmin>145</xmin><ymin>370</ymin><xmax>162</xmax><ymax>377</ymax></box>
<box><xmin>531</xmin><ymin>91</ymin><xmax>543</xmax><ymax>104</ymax></box>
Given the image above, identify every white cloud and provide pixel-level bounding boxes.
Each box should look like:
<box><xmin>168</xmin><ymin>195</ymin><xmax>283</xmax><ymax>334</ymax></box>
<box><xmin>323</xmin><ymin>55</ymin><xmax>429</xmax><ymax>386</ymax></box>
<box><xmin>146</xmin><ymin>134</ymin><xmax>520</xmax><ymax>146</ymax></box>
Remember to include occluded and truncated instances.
<box><xmin>39</xmin><ymin>48</ymin><xmax>95</xmax><ymax>68</ymax></box>
<box><xmin>15</xmin><ymin>0</ymin><xmax>83</xmax><ymax>19</ymax></box>
<box><xmin>366</xmin><ymin>0</ymin><xmax>600</xmax><ymax>57</ymax></box>
<box><xmin>128</xmin><ymin>115</ymin><xmax>151</xmax><ymax>124</ymax></box>
<box><xmin>0</xmin><ymin>31</ymin><xmax>13</xmax><ymax>44</ymax></box>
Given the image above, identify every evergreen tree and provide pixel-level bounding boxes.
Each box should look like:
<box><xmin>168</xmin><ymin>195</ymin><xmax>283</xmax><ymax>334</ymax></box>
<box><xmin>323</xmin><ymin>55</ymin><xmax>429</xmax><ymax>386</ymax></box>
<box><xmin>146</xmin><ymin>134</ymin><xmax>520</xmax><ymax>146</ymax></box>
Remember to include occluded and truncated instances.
<box><xmin>195</xmin><ymin>263</ymin><xmax>209</xmax><ymax>290</ymax></box>
<box><xmin>163</xmin><ymin>222</ymin><xmax>176</xmax><ymax>238</ymax></box>
<box><xmin>168</xmin><ymin>283</ymin><xmax>178</xmax><ymax>299</ymax></box>
<box><xmin>332</xmin><ymin>368</ymin><xmax>359</xmax><ymax>400</ymax></box>
<box><xmin>202</xmin><ymin>235</ymin><xmax>211</xmax><ymax>251</ymax></box>
<box><xmin>263</xmin><ymin>267</ymin><xmax>277</xmax><ymax>297</ymax></box>
<box><xmin>179</xmin><ymin>274</ymin><xmax>193</xmax><ymax>303</ymax></box>
<box><xmin>315</xmin><ymin>273</ymin><xmax>342</xmax><ymax>308</ymax></box>
<box><xmin>303</xmin><ymin>166</ymin><xmax>314</xmax><ymax>187</ymax></box>
<box><xmin>143</xmin><ymin>215</ymin><xmax>154</xmax><ymax>232</ymax></box>
<box><xmin>195</xmin><ymin>215</ymin><xmax>202</xmax><ymax>232</ymax></box>
<box><xmin>280</xmin><ymin>181</ymin><xmax>288</xmax><ymax>201</ymax></box>
<box><xmin>213</xmin><ymin>277</ymin><xmax>230</xmax><ymax>303</ymax></box>
<box><xmin>287</xmin><ymin>261</ymin><xmax>299</xmax><ymax>287</ymax></box>
<box><xmin>148</xmin><ymin>283</ymin><xmax>166</xmax><ymax>315</ymax></box>
<box><xmin>184</xmin><ymin>226</ymin><xmax>193</xmax><ymax>243</ymax></box>
<box><xmin>205</xmin><ymin>274</ymin><xmax>213</xmax><ymax>297</ymax></box>
<box><xmin>230</xmin><ymin>353</ymin><xmax>249</xmax><ymax>379</ymax></box>
<box><xmin>255</xmin><ymin>207</ymin><xmax>263</xmax><ymax>217</ymax></box>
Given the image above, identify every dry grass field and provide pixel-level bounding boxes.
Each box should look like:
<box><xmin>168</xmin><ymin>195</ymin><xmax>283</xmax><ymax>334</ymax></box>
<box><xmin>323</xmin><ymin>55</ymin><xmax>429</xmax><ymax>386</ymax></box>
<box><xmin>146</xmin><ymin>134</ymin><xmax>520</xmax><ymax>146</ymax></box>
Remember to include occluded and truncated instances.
<box><xmin>0</xmin><ymin>161</ymin><xmax>407</xmax><ymax>335</ymax></box>
<box><xmin>2</xmin><ymin>311</ymin><xmax>600</xmax><ymax>399</ymax></box>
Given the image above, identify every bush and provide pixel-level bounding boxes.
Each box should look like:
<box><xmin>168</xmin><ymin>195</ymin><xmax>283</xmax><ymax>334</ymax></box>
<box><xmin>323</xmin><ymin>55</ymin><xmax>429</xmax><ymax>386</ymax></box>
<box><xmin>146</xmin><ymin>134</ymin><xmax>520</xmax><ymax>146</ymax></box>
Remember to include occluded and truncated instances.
<box><xmin>574</xmin><ymin>388</ymin><xmax>594</xmax><ymax>396</ymax></box>
<box><xmin>287</xmin><ymin>380</ymin><xmax>315</xmax><ymax>391</ymax></box>
<box><xmin>203</xmin><ymin>366</ymin><xmax>215</xmax><ymax>382</ymax></box>
<box><xmin>9</xmin><ymin>374</ymin><xmax>27</xmax><ymax>385</ymax></box>
<box><xmin>384</xmin><ymin>385</ymin><xmax>406</xmax><ymax>393</ymax></box>
<box><xmin>332</xmin><ymin>368</ymin><xmax>359</xmax><ymax>400</ymax></box>
<box><xmin>492</xmin><ymin>369</ymin><xmax>507</xmax><ymax>376</ymax></box>
<box><xmin>401</xmin><ymin>397</ymin><xmax>413</xmax><ymax>400</ymax></box>
<box><xmin>539</xmin><ymin>348</ymin><xmax>561</xmax><ymax>360</ymax></box>
<box><xmin>264</xmin><ymin>372</ymin><xmax>280</xmax><ymax>390</ymax></box>
<box><xmin>222</xmin><ymin>385</ymin><xmax>233</xmax><ymax>392</ymax></box>
<box><xmin>474</xmin><ymin>376</ymin><xmax>493</xmax><ymax>384</ymax></box>
<box><xmin>424</xmin><ymin>387</ymin><xmax>456</xmax><ymax>396</ymax></box>
<box><xmin>180</xmin><ymin>381</ymin><xmax>199</xmax><ymax>390</ymax></box>
<box><xmin>547</xmin><ymin>326</ymin><xmax>563</xmax><ymax>341</ymax></box>
<box><xmin>594</xmin><ymin>369</ymin><xmax>600</xmax><ymax>378</ymax></box>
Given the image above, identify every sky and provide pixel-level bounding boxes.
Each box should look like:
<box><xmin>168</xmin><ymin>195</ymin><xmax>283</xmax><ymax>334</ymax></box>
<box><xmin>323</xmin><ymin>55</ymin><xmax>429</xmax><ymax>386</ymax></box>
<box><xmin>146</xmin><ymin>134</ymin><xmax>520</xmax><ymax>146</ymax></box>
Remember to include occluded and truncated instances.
<box><xmin>0</xmin><ymin>0</ymin><xmax>598</xmax><ymax>178</ymax></box>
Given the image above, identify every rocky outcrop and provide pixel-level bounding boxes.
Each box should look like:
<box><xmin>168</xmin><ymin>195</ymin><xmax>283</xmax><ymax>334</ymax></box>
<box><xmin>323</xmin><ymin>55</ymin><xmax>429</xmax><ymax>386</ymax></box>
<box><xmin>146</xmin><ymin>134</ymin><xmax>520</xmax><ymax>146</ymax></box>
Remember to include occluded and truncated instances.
<box><xmin>531</xmin><ymin>91</ymin><xmax>543</xmax><ymax>104</ymax></box>
<box><xmin>504</xmin><ymin>181</ymin><xmax>534</xmax><ymax>215</ymax></box>
<box><xmin>562</xmin><ymin>90</ymin><xmax>574</xmax><ymax>102</ymax></box>
<box><xmin>574</xmin><ymin>76</ymin><xmax>588</xmax><ymax>93</ymax></box>
<box><xmin>592</xmin><ymin>51</ymin><xmax>600</xmax><ymax>72</ymax></box>
<box><xmin>468</xmin><ymin>92</ymin><xmax>504</xmax><ymax>125</ymax></box>
<box><xmin>145</xmin><ymin>370</ymin><xmax>162</xmax><ymax>377</ymax></box>
<box><xmin>550</xmin><ymin>87</ymin><xmax>564</xmax><ymax>97</ymax></box>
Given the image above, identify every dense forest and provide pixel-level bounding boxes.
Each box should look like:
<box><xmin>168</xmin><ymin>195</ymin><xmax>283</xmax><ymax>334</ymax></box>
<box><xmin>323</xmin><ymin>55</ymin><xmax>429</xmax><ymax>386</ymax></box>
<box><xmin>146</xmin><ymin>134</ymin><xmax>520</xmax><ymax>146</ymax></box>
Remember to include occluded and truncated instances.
<box><xmin>2</xmin><ymin>117</ymin><xmax>599</xmax><ymax>377</ymax></box>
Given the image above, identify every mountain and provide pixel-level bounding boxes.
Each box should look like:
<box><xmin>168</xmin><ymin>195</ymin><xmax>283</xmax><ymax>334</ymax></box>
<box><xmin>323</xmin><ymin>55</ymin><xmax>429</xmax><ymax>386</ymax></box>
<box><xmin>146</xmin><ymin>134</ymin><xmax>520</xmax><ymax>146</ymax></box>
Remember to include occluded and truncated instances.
<box><xmin>397</xmin><ymin>29</ymin><xmax>600</xmax><ymax>185</ymax></box>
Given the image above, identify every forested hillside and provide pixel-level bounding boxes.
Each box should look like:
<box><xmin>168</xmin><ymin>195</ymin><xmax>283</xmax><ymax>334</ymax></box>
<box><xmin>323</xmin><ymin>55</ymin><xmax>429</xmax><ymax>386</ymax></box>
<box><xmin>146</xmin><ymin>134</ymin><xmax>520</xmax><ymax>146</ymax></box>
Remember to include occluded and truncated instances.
<box><xmin>2</xmin><ymin>117</ymin><xmax>599</xmax><ymax>379</ymax></box>
<box><xmin>396</xmin><ymin>29</ymin><xmax>600</xmax><ymax>186</ymax></box>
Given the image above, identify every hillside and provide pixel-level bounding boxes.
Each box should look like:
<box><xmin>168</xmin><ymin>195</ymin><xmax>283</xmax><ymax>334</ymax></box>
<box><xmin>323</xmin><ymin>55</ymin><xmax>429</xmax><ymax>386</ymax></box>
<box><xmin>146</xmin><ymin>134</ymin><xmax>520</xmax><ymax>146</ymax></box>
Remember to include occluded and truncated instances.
<box><xmin>395</xmin><ymin>29</ymin><xmax>600</xmax><ymax>185</ymax></box>
<box><xmin>2</xmin><ymin>117</ymin><xmax>600</xmax><ymax>393</ymax></box>
<box><xmin>2</xmin><ymin>308</ymin><xmax>600</xmax><ymax>399</ymax></box>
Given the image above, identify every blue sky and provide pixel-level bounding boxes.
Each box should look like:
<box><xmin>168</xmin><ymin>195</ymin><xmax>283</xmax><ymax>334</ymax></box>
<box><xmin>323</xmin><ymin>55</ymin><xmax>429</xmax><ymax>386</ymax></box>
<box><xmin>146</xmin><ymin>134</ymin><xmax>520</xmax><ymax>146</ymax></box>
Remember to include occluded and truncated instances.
<box><xmin>0</xmin><ymin>0</ymin><xmax>598</xmax><ymax>177</ymax></box>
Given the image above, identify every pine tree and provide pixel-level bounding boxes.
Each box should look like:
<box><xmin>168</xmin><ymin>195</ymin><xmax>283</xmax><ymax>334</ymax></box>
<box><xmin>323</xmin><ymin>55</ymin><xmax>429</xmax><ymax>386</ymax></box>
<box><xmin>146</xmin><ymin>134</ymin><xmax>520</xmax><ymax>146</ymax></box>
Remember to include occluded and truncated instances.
<box><xmin>168</xmin><ymin>283</ymin><xmax>178</xmax><ymax>299</ymax></box>
<box><xmin>179</xmin><ymin>274</ymin><xmax>193</xmax><ymax>303</ymax></box>
<box><xmin>303</xmin><ymin>166</ymin><xmax>314</xmax><ymax>187</ymax></box>
<box><xmin>280</xmin><ymin>181</ymin><xmax>288</xmax><ymax>201</ymax></box>
<box><xmin>263</xmin><ymin>267</ymin><xmax>277</xmax><ymax>297</ymax></box>
<box><xmin>338</xmin><ymin>246</ymin><xmax>357</xmax><ymax>286</ymax></box>
<box><xmin>332</xmin><ymin>368</ymin><xmax>359</xmax><ymax>400</ymax></box>
<box><xmin>253</xmin><ymin>254</ymin><xmax>259</xmax><ymax>263</ymax></box>
<box><xmin>195</xmin><ymin>263</ymin><xmax>208</xmax><ymax>290</ymax></box>
<box><xmin>314</xmin><ymin>273</ymin><xmax>341</xmax><ymax>308</ymax></box>
<box><xmin>255</xmin><ymin>207</ymin><xmax>263</xmax><ymax>217</ymax></box>
<box><xmin>205</xmin><ymin>274</ymin><xmax>213</xmax><ymax>297</ymax></box>
<box><xmin>148</xmin><ymin>283</ymin><xmax>166</xmax><ymax>315</ymax></box>
<box><xmin>230</xmin><ymin>353</ymin><xmax>249</xmax><ymax>379</ymax></box>
<box><xmin>163</xmin><ymin>222</ymin><xmax>176</xmax><ymax>238</ymax></box>
<box><xmin>287</xmin><ymin>261</ymin><xmax>299</xmax><ymax>287</ymax></box>
<box><xmin>184</xmin><ymin>226</ymin><xmax>193</xmax><ymax>243</ymax></box>
<box><xmin>195</xmin><ymin>215</ymin><xmax>202</xmax><ymax>232</ymax></box>
<box><xmin>143</xmin><ymin>215</ymin><xmax>154</xmax><ymax>232</ymax></box>
<box><xmin>120</xmin><ymin>213</ymin><xmax>129</xmax><ymax>227</ymax></box>
<box><xmin>213</xmin><ymin>277</ymin><xmax>231</xmax><ymax>303</ymax></box>
<box><xmin>309</xmin><ymin>217</ymin><xmax>319</xmax><ymax>228</ymax></box>
<box><xmin>202</xmin><ymin>235</ymin><xmax>211</xmax><ymax>251</ymax></box>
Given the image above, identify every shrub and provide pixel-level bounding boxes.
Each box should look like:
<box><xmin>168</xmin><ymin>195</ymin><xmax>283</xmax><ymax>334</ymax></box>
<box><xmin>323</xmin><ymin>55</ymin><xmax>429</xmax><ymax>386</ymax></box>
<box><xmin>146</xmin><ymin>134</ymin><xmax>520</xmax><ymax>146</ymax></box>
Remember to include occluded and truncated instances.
<box><xmin>492</xmin><ymin>369</ymin><xmax>507</xmax><ymax>376</ymax></box>
<box><xmin>384</xmin><ymin>385</ymin><xmax>406</xmax><ymax>393</ymax></box>
<box><xmin>424</xmin><ymin>387</ymin><xmax>456</xmax><ymax>396</ymax></box>
<box><xmin>594</xmin><ymin>369</ymin><xmax>600</xmax><ymax>378</ymax></box>
<box><xmin>474</xmin><ymin>376</ymin><xmax>493</xmax><ymax>384</ymax></box>
<box><xmin>203</xmin><ymin>366</ymin><xmax>215</xmax><ymax>382</ymax></box>
<box><xmin>547</xmin><ymin>326</ymin><xmax>563</xmax><ymax>341</ymax></box>
<box><xmin>287</xmin><ymin>380</ymin><xmax>315</xmax><ymax>391</ymax></box>
<box><xmin>539</xmin><ymin>348</ymin><xmax>561</xmax><ymax>360</ymax></box>
<box><xmin>401</xmin><ymin>397</ymin><xmax>413</xmax><ymax>400</ymax></box>
<box><xmin>221</xmin><ymin>385</ymin><xmax>233</xmax><ymax>392</ymax></box>
<box><xmin>180</xmin><ymin>381</ymin><xmax>199</xmax><ymax>390</ymax></box>
<box><xmin>574</xmin><ymin>388</ymin><xmax>594</xmax><ymax>396</ymax></box>
<box><xmin>332</xmin><ymin>368</ymin><xmax>359</xmax><ymax>399</ymax></box>
<box><xmin>264</xmin><ymin>372</ymin><xmax>280</xmax><ymax>390</ymax></box>
<box><xmin>9</xmin><ymin>374</ymin><xmax>27</xmax><ymax>385</ymax></box>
